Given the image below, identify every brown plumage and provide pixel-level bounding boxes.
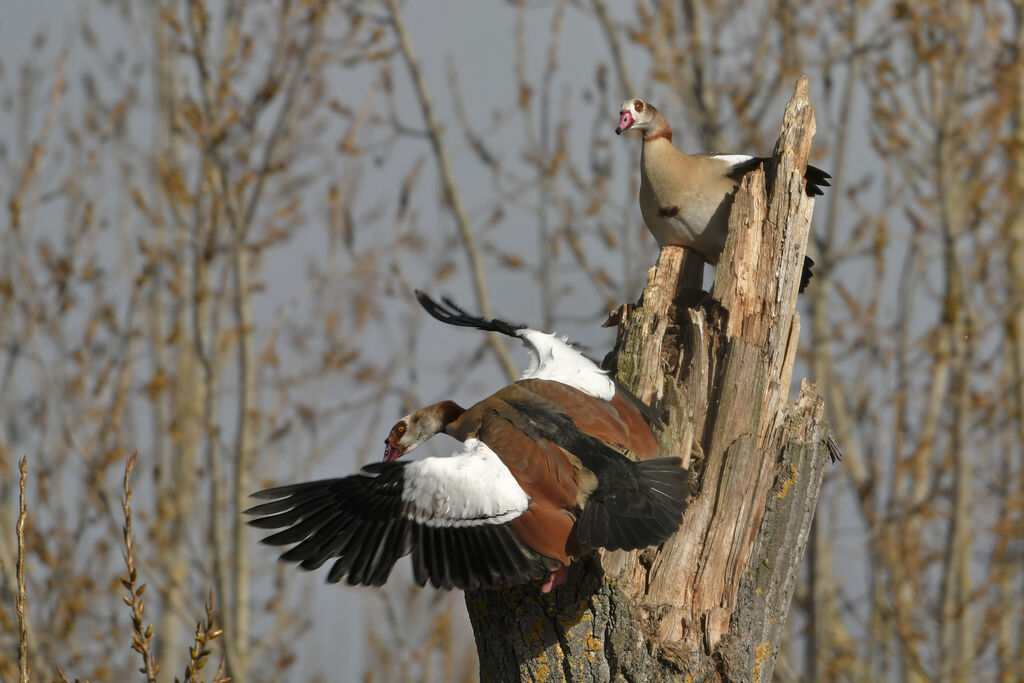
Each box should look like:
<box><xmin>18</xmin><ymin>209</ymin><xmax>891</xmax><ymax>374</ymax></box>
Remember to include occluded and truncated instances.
<box><xmin>516</xmin><ymin>378</ymin><xmax>660</xmax><ymax>462</ymax></box>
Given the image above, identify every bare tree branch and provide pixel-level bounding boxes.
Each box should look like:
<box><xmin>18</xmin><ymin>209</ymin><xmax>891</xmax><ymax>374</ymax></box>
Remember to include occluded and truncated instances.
<box><xmin>121</xmin><ymin>453</ymin><xmax>160</xmax><ymax>683</ymax></box>
<box><xmin>17</xmin><ymin>457</ymin><xmax>29</xmax><ymax>683</ymax></box>
<box><xmin>385</xmin><ymin>0</ymin><xmax>518</xmax><ymax>381</ymax></box>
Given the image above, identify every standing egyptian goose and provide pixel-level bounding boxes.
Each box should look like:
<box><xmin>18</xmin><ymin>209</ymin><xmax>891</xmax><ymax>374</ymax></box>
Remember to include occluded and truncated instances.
<box><xmin>248</xmin><ymin>294</ymin><xmax>688</xmax><ymax>593</ymax></box>
<box><xmin>615</xmin><ymin>98</ymin><xmax>830</xmax><ymax>291</ymax></box>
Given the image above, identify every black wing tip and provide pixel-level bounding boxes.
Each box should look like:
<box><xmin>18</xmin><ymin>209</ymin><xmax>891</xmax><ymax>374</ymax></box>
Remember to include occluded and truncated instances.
<box><xmin>247</xmin><ymin>514</ymin><xmax>288</xmax><ymax>529</ymax></box>
<box><xmin>244</xmin><ymin>489</ymin><xmax>293</xmax><ymax>515</ymax></box>
<box><xmin>414</xmin><ymin>290</ymin><xmax>526</xmax><ymax>338</ymax></box>
<box><xmin>245</xmin><ymin>477</ymin><xmax>353</xmax><ymax>509</ymax></box>
<box><xmin>248</xmin><ymin>487</ymin><xmax>288</xmax><ymax>502</ymax></box>
<box><xmin>724</xmin><ymin>159</ymin><xmax>830</xmax><ymax>197</ymax></box>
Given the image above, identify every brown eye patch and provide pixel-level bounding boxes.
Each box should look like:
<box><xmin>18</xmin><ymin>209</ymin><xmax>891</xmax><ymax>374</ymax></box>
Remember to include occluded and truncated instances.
<box><xmin>633</xmin><ymin>99</ymin><xmax>644</xmax><ymax>112</ymax></box>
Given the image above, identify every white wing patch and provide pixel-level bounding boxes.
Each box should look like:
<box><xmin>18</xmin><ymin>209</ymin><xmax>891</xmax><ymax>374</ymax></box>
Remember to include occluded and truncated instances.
<box><xmin>401</xmin><ymin>439</ymin><xmax>530</xmax><ymax>528</ymax></box>
<box><xmin>517</xmin><ymin>329</ymin><xmax>616</xmax><ymax>400</ymax></box>
<box><xmin>708</xmin><ymin>154</ymin><xmax>757</xmax><ymax>171</ymax></box>
<box><xmin>709</xmin><ymin>154</ymin><xmax>756</xmax><ymax>166</ymax></box>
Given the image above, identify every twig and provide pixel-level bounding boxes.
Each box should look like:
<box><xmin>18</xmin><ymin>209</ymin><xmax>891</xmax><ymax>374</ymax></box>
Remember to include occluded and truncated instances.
<box><xmin>227</xmin><ymin>219</ymin><xmax>254</xmax><ymax>683</ymax></box>
<box><xmin>182</xmin><ymin>589</ymin><xmax>230</xmax><ymax>683</ymax></box>
<box><xmin>384</xmin><ymin>0</ymin><xmax>518</xmax><ymax>381</ymax></box>
<box><xmin>589</xmin><ymin>0</ymin><xmax>644</xmax><ymax>294</ymax></box>
<box><xmin>182</xmin><ymin>3</ymin><xmax>332</xmax><ymax>677</ymax></box>
<box><xmin>190</xmin><ymin>150</ymin><xmax>232</xmax><ymax>672</ymax></box>
<box><xmin>240</xmin><ymin>1</ymin><xmax>330</xmax><ymax>232</ymax></box>
<box><xmin>591</xmin><ymin>0</ymin><xmax>638</xmax><ymax>97</ymax></box>
<box><xmin>8</xmin><ymin>52</ymin><xmax>66</xmax><ymax>231</ymax></box>
<box><xmin>121</xmin><ymin>453</ymin><xmax>159</xmax><ymax>683</ymax></box>
<box><xmin>17</xmin><ymin>457</ymin><xmax>29</xmax><ymax>683</ymax></box>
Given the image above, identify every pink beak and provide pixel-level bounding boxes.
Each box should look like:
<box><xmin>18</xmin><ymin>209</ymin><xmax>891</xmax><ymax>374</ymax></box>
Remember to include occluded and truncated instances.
<box><xmin>615</xmin><ymin>110</ymin><xmax>634</xmax><ymax>135</ymax></box>
<box><xmin>383</xmin><ymin>442</ymin><xmax>402</xmax><ymax>463</ymax></box>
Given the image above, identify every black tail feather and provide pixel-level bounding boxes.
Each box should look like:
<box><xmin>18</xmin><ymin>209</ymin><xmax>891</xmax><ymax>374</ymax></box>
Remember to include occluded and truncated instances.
<box><xmin>576</xmin><ymin>457</ymin><xmax>690</xmax><ymax>551</ymax></box>
<box><xmin>804</xmin><ymin>164</ymin><xmax>831</xmax><ymax>197</ymax></box>
<box><xmin>800</xmin><ymin>256</ymin><xmax>814</xmax><ymax>293</ymax></box>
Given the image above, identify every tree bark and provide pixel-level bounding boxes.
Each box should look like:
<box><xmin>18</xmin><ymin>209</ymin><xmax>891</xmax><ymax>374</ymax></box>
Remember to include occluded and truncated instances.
<box><xmin>465</xmin><ymin>78</ymin><xmax>831</xmax><ymax>682</ymax></box>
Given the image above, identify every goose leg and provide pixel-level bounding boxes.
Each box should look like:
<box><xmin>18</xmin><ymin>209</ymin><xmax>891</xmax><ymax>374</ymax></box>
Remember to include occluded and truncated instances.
<box><xmin>540</xmin><ymin>565</ymin><xmax>568</xmax><ymax>593</ymax></box>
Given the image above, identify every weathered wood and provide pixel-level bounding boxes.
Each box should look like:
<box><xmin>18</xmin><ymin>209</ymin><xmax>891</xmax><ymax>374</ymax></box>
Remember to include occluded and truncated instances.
<box><xmin>466</xmin><ymin>77</ymin><xmax>829</xmax><ymax>682</ymax></box>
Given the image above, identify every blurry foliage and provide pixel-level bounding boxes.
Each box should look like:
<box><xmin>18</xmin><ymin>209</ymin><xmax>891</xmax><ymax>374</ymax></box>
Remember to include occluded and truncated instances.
<box><xmin>0</xmin><ymin>0</ymin><xmax>1022</xmax><ymax>681</ymax></box>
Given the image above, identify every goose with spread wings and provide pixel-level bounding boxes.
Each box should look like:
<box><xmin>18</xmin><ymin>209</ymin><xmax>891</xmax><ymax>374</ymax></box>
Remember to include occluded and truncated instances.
<box><xmin>248</xmin><ymin>293</ymin><xmax>689</xmax><ymax>592</ymax></box>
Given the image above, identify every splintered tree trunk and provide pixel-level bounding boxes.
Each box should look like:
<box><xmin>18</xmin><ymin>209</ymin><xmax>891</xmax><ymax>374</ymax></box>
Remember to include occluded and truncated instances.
<box><xmin>465</xmin><ymin>78</ymin><xmax>831</xmax><ymax>682</ymax></box>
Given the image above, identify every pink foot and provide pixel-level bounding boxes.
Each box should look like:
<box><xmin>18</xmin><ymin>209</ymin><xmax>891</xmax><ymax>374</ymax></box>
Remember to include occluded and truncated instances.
<box><xmin>540</xmin><ymin>566</ymin><xmax>568</xmax><ymax>593</ymax></box>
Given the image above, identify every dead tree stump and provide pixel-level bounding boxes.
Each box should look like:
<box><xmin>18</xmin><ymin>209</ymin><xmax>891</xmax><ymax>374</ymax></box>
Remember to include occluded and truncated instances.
<box><xmin>466</xmin><ymin>77</ymin><xmax>831</xmax><ymax>683</ymax></box>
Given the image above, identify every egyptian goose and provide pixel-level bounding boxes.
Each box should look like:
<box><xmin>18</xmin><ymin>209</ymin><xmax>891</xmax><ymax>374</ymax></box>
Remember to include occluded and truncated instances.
<box><xmin>248</xmin><ymin>294</ymin><xmax>689</xmax><ymax>593</ymax></box>
<box><xmin>616</xmin><ymin>98</ymin><xmax>830</xmax><ymax>291</ymax></box>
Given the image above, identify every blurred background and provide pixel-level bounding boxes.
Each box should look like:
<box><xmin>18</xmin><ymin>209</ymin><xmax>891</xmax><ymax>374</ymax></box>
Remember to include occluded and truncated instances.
<box><xmin>0</xmin><ymin>0</ymin><xmax>1021</xmax><ymax>681</ymax></box>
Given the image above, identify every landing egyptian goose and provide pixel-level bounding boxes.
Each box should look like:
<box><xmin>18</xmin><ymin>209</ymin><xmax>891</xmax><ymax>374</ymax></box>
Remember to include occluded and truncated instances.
<box><xmin>616</xmin><ymin>98</ymin><xmax>830</xmax><ymax>291</ymax></box>
<box><xmin>247</xmin><ymin>293</ymin><xmax>688</xmax><ymax>593</ymax></box>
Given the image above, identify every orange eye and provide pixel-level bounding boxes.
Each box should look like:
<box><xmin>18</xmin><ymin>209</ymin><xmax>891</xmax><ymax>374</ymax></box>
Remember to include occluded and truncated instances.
<box><xmin>396</xmin><ymin>424</ymin><xmax>406</xmax><ymax>436</ymax></box>
<box><xmin>633</xmin><ymin>99</ymin><xmax>644</xmax><ymax>112</ymax></box>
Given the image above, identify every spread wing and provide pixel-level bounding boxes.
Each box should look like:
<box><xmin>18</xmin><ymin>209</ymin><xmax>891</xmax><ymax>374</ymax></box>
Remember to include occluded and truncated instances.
<box><xmin>247</xmin><ymin>439</ymin><xmax>550</xmax><ymax>590</ymax></box>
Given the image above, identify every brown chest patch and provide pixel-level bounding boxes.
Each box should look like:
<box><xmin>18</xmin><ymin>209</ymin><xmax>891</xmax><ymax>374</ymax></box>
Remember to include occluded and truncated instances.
<box><xmin>658</xmin><ymin>206</ymin><xmax>680</xmax><ymax>218</ymax></box>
